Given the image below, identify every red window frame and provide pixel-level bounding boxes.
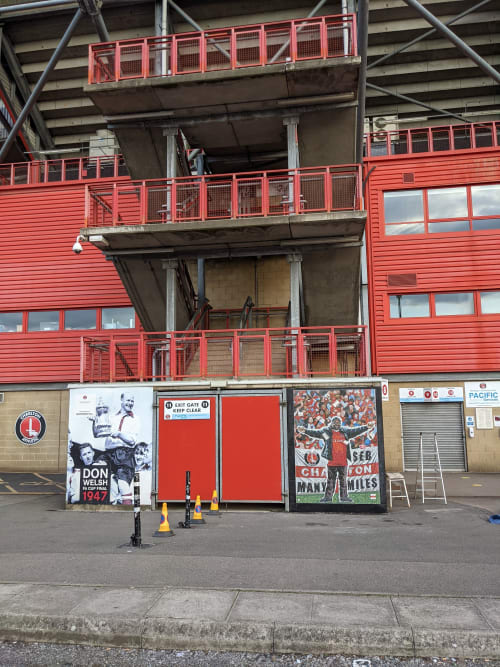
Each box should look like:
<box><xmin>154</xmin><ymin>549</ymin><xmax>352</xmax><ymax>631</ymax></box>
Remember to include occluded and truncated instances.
<box><xmin>0</xmin><ymin>307</ymin><xmax>138</xmax><ymax>334</ymax></box>
<box><xmin>382</xmin><ymin>183</ymin><xmax>500</xmax><ymax>238</ymax></box>
<box><xmin>386</xmin><ymin>290</ymin><xmax>500</xmax><ymax>322</ymax></box>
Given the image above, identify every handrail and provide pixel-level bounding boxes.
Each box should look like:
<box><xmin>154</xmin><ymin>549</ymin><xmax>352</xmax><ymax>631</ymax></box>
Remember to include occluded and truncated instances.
<box><xmin>238</xmin><ymin>296</ymin><xmax>254</xmax><ymax>329</ymax></box>
<box><xmin>364</xmin><ymin>120</ymin><xmax>499</xmax><ymax>159</ymax></box>
<box><xmin>88</xmin><ymin>13</ymin><xmax>357</xmax><ymax>84</ymax></box>
<box><xmin>80</xmin><ymin>324</ymin><xmax>367</xmax><ymax>382</ymax></box>
<box><xmin>0</xmin><ymin>154</ymin><xmax>128</xmax><ymax>187</ymax></box>
<box><xmin>84</xmin><ymin>164</ymin><xmax>362</xmax><ymax>227</ymax></box>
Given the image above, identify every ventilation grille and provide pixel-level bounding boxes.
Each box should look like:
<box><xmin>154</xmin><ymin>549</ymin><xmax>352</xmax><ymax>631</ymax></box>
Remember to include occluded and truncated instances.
<box><xmin>402</xmin><ymin>172</ymin><xmax>415</xmax><ymax>183</ymax></box>
<box><xmin>387</xmin><ymin>273</ymin><xmax>417</xmax><ymax>287</ymax></box>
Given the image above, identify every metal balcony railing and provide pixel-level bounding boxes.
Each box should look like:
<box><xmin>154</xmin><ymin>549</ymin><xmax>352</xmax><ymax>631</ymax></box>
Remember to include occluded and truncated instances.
<box><xmin>80</xmin><ymin>325</ymin><xmax>367</xmax><ymax>382</ymax></box>
<box><xmin>364</xmin><ymin>121</ymin><xmax>500</xmax><ymax>159</ymax></box>
<box><xmin>0</xmin><ymin>155</ymin><xmax>128</xmax><ymax>187</ymax></box>
<box><xmin>84</xmin><ymin>165</ymin><xmax>362</xmax><ymax>227</ymax></box>
<box><xmin>88</xmin><ymin>13</ymin><xmax>357</xmax><ymax>84</ymax></box>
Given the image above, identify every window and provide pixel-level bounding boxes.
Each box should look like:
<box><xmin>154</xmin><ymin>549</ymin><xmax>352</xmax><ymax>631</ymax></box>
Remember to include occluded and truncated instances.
<box><xmin>0</xmin><ymin>312</ymin><xmax>23</xmax><ymax>332</ymax></box>
<box><xmin>390</xmin><ymin>294</ymin><xmax>430</xmax><ymax>318</ymax></box>
<box><xmin>64</xmin><ymin>309</ymin><xmax>96</xmax><ymax>330</ymax></box>
<box><xmin>435</xmin><ymin>292</ymin><xmax>474</xmax><ymax>316</ymax></box>
<box><xmin>428</xmin><ymin>187</ymin><xmax>467</xmax><ymax>219</ymax></box>
<box><xmin>102</xmin><ymin>307</ymin><xmax>135</xmax><ymax>329</ymax></box>
<box><xmin>384</xmin><ymin>183</ymin><xmax>500</xmax><ymax>236</ymax></box>
<box><xmin>480</xmin><ymin>291</ymin><xmax>500</xmax><ymax>314</ymax></box>
<box><xmin>471</xmin><ymin>184</ymin><xmax>500</xmax><ymax>216</ymax></box>
<box><xmin>28</xmin><ymin>311</ymin><xmax>59</xmax><ymax>331</ymax></box>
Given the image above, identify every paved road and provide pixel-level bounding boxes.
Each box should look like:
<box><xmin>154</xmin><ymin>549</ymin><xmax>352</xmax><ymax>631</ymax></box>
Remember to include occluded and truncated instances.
<box><xmin>1</xmin><ymin>493</ymin><xmax>499</xmax><ymax>596</ymax></box>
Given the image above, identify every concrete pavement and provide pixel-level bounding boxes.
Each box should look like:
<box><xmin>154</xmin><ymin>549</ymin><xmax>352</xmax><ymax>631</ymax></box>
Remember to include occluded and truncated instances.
<box><xmin>0</xmin><ymin>476</ymin><xmax>499</xmax><ymax>659</ymax></box>
<box><xmin>1</xmin><ymin>582</ymin><xmax>500</xmax><ymax>658</ymax></box>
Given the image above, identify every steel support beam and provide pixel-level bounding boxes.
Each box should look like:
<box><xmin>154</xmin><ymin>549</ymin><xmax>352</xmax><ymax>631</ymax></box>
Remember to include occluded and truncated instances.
<box><xmin>166</xmin><ymin>0</ymin><xmax>231</xmax><ymax>62</ymax></box>
<box><xmin>0</xmin><ymin>31</ymin><xmax>55</xmax><ymax>151</ymax></box>
<box><xmin>366</xmin><ymin>82</ymin><xmax>470</xmax><ymax>123</ymax></box>
<box><xmin>0</xmin><ymin>7</ymin><xmax>83</xmax><ymax>163</ymax></box>
<box><xmin>368</xmin><ymin>0</ymin><xmax>493</xmax><ymax>70</ymax></box>
<box><xmin>0</xmin><ymin>0</ymin><xmax>75</xmax><ymax>15</ymax></box>
<box><xmin>269</xmin><ymin>0</ymin><xmax>328</xmax><ymax>64</ymax></box>
<box><xmin>355</xmin><ymin>0</ymin><xmax>368</xmax><ymax>164</ymax></box>
<box><xmin>402</xmin><ymin>0</ymin><xmax>500</xmax><ymax>86</ymax></box>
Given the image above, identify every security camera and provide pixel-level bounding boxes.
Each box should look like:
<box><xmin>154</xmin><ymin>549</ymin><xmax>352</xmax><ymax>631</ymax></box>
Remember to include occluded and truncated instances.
<box><xmin>72</xmin><ymin>235</ymin><xmax>83</xmax><ymax>254</ymax></box>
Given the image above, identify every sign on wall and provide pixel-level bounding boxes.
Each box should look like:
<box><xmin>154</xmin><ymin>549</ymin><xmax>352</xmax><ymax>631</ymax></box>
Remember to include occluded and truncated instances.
<box><xmin>67</xmin><ymin>386</ymin><xmax>153</xmax><ymax>506</ymax></box>
<box><xmin>381</xmin><ymin>379</ymin><xmax>389</xmax><ymax>401</ymax></box>
<box><xmin>288</xmin><ymin>387</ymin><xmax>386</xmax><ymax>513</ymax></box>
<box><xmin>400</xmin><ymin>387</ymin><xmax>463</xmax><ymax>403</ymax></box>
<box><xmin>15</xmin><ymin>410</ymin><xmax>46</xmax><ymax>446</ymax></box>
<box><xmin>163</xmin><ymin>399</ymin><xmax>210</xmax><ymax>420</ymax></box>
<box><xmin>465</xmin><ymin>382</ymin><xmax>500</xmax><ymax>407</ymax></box>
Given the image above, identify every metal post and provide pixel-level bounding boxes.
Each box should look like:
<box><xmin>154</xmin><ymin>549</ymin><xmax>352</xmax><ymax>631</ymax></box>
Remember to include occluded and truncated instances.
<box><xmin>355</xmin><ymin>0</ymin><xmax>368</xmax><ymax>164</ymax></box>
<box><xmin>91</xmin><ymin>11</ymin><xmax>110</xmax><ymax>43</ymax></box>
<box><xmin>178</xmin><ymin>470</ymin><xmax>191</xmax><ymax>528</ymax></box>
<box><xmin>402</xmin><ymin>0</ymin><xmax>500</xmax><ymax>86</ymax></box>
<box><xmin>0</xmin><ymin>7</ymin><xmax>83</xmax><ymax>163</ymax></box>
<box><xmin>130</xmin><ymin>472</ymin><xmax>142</xmax><ymax>547</ymax></box>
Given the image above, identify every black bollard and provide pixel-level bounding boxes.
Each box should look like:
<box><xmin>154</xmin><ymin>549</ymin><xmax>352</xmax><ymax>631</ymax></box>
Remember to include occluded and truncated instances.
<box><xmin>130</xmin><ymin>472</ymin><xmax>142</xmax><ymax>547</ymax></box>
<box><xmin>178</xmin><ymin>470</ymin><xmax>191</xmax><ymax>529</ymax></box>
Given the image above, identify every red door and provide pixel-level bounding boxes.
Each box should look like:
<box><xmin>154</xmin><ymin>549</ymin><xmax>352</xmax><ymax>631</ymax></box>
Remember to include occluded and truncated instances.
<box><xmin>220</xmin><ymin>395</ymin><xmax>282</xmax><ymax>502</ymax></box>
<box><xmin>157</xmin><ymin>396</ymin><xmax>216</xmax><ymax>501</ymax></box>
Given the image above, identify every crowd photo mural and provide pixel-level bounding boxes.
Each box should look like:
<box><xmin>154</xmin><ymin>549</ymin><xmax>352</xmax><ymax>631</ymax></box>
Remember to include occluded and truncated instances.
<box><xmin>67</xmin><ymin>386</ymin><xmax>153</xmax><ymax>506</ymax></box>
<box><xmin>288</xmin><ymin>387</ymin><xmax>385</xmax><ymax>511</ymax></box>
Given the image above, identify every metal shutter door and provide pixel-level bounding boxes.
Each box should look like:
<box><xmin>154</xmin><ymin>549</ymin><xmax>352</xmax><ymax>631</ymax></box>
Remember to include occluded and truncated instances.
<box><xmin>401</xmin><ymin>402</ymin><xmax>466</xmax><ymax>471</ymax></box>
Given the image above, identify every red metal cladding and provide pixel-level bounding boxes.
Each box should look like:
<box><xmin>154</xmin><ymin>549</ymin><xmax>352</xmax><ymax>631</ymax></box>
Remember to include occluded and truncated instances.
<box><xmin>221</xmin><ymin>395</ymin><xmax>282</xmax><ymax>501</ymax></box>
<box><xmin>84</xmin><ymin>165</ymin><xmax>362</xmax><ymax>227</ymax></box>
<box><xmin>88</xmin><ymin>14</ymin><xmax>357</xmax><ymax>84</ymax></box>
<box><xmin>364</xmin><ymin>148</ymin><xmax>500</xmax><ymax>375</ymax></box>
<box><xmin>157</xmin><ymin>396</ymin><xmax>217</xmax><ymax>501</ymax></box>
<box><xmin>0</xmin><ymin>182</ymin><xmax>133</xmax><ymax>383</ymax></box>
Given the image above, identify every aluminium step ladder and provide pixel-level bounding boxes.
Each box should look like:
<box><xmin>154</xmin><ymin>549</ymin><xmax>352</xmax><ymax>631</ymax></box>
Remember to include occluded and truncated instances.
<box><xmin>414</xmin><ymin>431</ymin><xmax>447</xmax><ymax>504</ymax></box>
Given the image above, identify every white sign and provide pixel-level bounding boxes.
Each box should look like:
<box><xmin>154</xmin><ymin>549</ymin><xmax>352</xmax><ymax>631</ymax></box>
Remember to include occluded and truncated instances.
<box><xmin>465</xmin><ymin>382</ymin><xmax>500</xmax><ymax>407</ymax></box>
<box><xmin>399</xmin><ymin>388</ymin><xmax>424</xmax><ymax>402</ymax></box>
<box><xmin>400</xmin><ymin>387</ymin><xmax>463</xmax><ymax>403</ymax></box>
<box><xmin>494</xmin><ymin>415</ymin><xmax>500</xmax><ymax>427</ymax></box>
<box><xmin>466</xmin><ymin>416</ymin><xmax>475</xmax><ymax>428</ymax></box>
<box><xmin>434</xmin><ymin>387</ymin><xmax>463</xmax><ymax>402</ymax></box>
<box><xmin>74</xmin><ymin>393</ymin><xmax>96</xmax><ymax>416</ymax></box>
<box><xmin>163</xmin><ymin>399</ymin><xmax>211</xmax><ymax>420</ymax></box>
<box><xmin>381</xmin><ymin>379</ymin><xmax>389</xmax><ymax>401</ymax></box>
<box><xmin>476</xmin><ymin>407</ymin><xmax>493</xmax><ymax>429</ymax></box>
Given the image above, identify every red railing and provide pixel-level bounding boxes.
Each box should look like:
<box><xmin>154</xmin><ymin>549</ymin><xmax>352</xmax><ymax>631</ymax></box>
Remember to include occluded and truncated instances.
<box><xmin>88</xmin><ymin>14</ymin><xmax>357</xmax><ymax>84</ymax></box>
<box><xmin>81</xmin><ymin>326</ymin><xmax>367</xmax><ymax>382</ymax></box>
<box><xmin>0</xmin><ymin>154</ymin><xmax>128</xmax><ymax>187</ymax></box>
<box><xmin>84</xmin><ymin>165</ymin><xmax>362</xmax><ymax>227</ymax></box>
<box><xmin>364</xmin><ymin>121</ymin><xmax>500</xmax><ymax>159</ymax></box>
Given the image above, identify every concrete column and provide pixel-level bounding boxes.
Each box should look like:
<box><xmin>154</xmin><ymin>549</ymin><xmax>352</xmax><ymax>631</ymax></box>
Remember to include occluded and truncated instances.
<box><xmin>283</xmin><ymin>116</ymin><xmax>300</xmax><ymax>170</ymax></box>
<box><xmin>163</xmin><ymin>126</ymin><xmax>178</xmax><ymax>178</ymax></box>
<box><xmin>288</xmin><ymin>253</ymin><xmax>303</xmax><ymax>376</ymax></box>
<box><xmin>288</xmin><ymin>253</ymin><xmax>302</xmax><ymax>327</ymax></box>
<box><xmin>283</xmin><ymin>116</ymin><xmax>300</xmax><ymax>214</ymax></box>
<box><xmin>162</xmin><ymin>258</ymin><xmax>179</xmax><ymax>331</ymax></box>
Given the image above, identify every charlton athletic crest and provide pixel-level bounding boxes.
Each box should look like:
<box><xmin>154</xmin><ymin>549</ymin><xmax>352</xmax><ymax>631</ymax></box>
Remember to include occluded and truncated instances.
<box><xmin>15</xmin><ymin>410</ymin><xmax>47</xmax><ymax>446</ymax></box>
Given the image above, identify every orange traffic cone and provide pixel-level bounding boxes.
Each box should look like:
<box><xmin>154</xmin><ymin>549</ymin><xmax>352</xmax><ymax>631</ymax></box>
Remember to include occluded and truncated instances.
<box><xmin>153</xmin><ymin>502</ymin><xmax>175</xmax><ymax>537</ymax></box>
<box><xmin>191</xmin><ymin>494</ymin><xmax>206</xmax><ymax>525</ymax></box>
<box><xmin>208</xmin><ymin>489</ymin><xmax>220</xmax><ymax>515</ymax></box>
